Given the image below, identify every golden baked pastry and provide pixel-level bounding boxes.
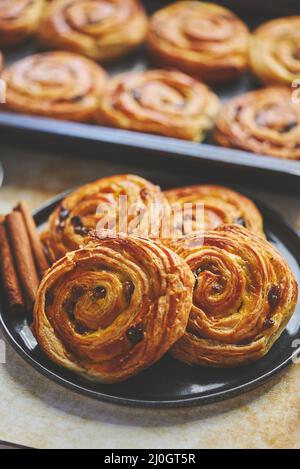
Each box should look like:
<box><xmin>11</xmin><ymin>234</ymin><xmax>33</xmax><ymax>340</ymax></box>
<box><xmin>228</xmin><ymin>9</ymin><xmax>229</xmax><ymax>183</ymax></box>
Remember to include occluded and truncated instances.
<box><xmin>164</xmin><ymin>185</ymin><xmax>264</xmax><ymax>238</ymax></box>
<box><xmin>214</xmin><ymin>86</ymin><xmax>300</xmax><ymax>160</ymax></box>
<box><xmin>42</xmin><ymin>174</ymin><xmax>169</xmax><ymax>262</ymax></box>
<box><xmin>0</xmin><ymin>50</ymin><xmax>3</xmax><ymax>72</ymax></box>
<box><xmin>38</xmin><ymin>0</ymin><xmax>148</xmax><ymax>62</ymax></box>
<box><xmin>2</xmin><ymin>51</ymin><xmax>107</xmax><ymax>122</ymax></box>
<box><xmin>250</xmin><ymin>17</ymin><xmax>300</xmax><ymax>85</ymax></box>
<box><xmin>147</xmin><ymin>1</ymin><xmax>250</xmax><ymax>84</ymax></box>
<box><xmin>34</xmin><ymin>232</ymin><xmax>194</xmax><ymax>383</ymax></box>
<box><xmin>97</xmin><ymin>69</ymin><xmax>220</xmax><ymax>141</ymax></box>
<box><xmin>0</xmin><ymin>0</ymin><xmax>45</xmax><ymax>47</ymax></box>
<box><xmin>170</xmin><ymin>224</ymin><xmax>298</xmax><ymax>367</ymax></box>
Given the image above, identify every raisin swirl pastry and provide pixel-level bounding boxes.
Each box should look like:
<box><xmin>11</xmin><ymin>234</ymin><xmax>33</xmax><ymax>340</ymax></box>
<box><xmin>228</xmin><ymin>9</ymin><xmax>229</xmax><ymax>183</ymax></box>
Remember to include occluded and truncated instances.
<box><xmin>147</xmin><ymin>1</ymin><xmax>249</xmax><ymax>84</ymax></box>
<box><xmin>97</xmin><ymin>70</ymin><xmax>220</xmax><ymax>141</ymax></box>
<box><xmin>0</xmin><ymin>0</ymin><xmax>45</xmax><ymax>47</ymax></box>
<box><xmin>214</xmin><ymin>87</ymin><xmax>300</xmax><ymax>160</ymax></box>
<box><xmin>164</xmin><ymin>185</ymin><xmax>264</xmax><ymax>238</ymax></box>
<box><xmin>2</xmin><ymin>51</ymin><xmax>107</xmax><ymax>121</ymax></box>
<box><xmin>170</xmin><ymin>225</ymin><xmax>298</xmax><ymax>367</ymax></box>
<box><xmin>42</xmin><ymin>174</ymin><xmax>169</xmax><ymax>263</ymax></box>
<box><xmin>34</xmin><ymin>232</ymin><xmax>194</xmax><ymax>383</ymax></box>
<box><xmin>250</xmin><ymin>17</ymin><xmax>300</xmax><ymax>86</ymax></box>
<box><xmin>38</xmin><ymin>0</ymin><xmax>148</xmax><ymax>62</ymax></box>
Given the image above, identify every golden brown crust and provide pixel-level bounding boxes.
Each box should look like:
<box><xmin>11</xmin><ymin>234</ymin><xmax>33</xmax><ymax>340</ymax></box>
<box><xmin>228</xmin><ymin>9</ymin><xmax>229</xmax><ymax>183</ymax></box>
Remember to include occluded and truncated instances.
<box><xmin>164</xmin><ymin>185</ymin><xmax>264</xmax><ymax>238</ymax></box>
<box><xmin>0</xmin><ymin>0</ymin><xmax>45</xmax><ymax>47</ymax></box>
<box><xmin>42</xmin><ymin>174</ymin><xmax>170</xmax><ymax>263</ymax></box>
<box><xmin>2</xmin><ymin>51</ymin><xmax>107</xmax><ymax>122</ymax></box>
<box><xmin>169</xmin><ymin>224</ymin><xmax>298</xmax><ymax>367</ymax></box>
<box><xmin>214</xmin><ymin>86</ymin><xmax>300</xmax><ymax>160</ymax></box>
<box><xmin>97</xmin><ymin>69</ymin><xmax>220</xmax><ymax>141</ymax></box>
<box><xmin>38</xmin><ymin>0</ymin><xmax>149</xmax><ymax>62</ymax></box>
<box><xmin>0</xmin><ymin>50</ymin><xmax>3</xmax><ymax>73</ymax></box>
<box><xmin>34</xmin><ymin>233</ymin><xmax>194</xmax><ymax>383</ymax></box>
<box><xmin>250</xmin><ymin>16</ymin><xmax>300</xmax><ymax>86</ymax></box>
<box><xmin>147</xmin><ymin>1</ymin><xmax>249</xmax><ymax>84</ymax></box>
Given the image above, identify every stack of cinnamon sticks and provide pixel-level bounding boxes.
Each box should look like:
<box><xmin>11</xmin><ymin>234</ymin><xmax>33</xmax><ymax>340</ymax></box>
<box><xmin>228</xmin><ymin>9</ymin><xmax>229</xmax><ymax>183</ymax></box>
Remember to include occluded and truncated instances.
<box><xmin>0</xmin><ymin>202</ymin><xmax>49</xmax><ymax>314</ymax></box>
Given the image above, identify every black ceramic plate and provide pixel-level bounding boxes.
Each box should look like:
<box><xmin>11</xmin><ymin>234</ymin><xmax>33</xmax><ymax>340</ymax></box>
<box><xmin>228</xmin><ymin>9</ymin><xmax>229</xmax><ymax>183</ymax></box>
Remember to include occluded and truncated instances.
<box><xmin>1</xmin><ymin>192</ymin><xmax>300</xmax><ymax>408</ymax></box>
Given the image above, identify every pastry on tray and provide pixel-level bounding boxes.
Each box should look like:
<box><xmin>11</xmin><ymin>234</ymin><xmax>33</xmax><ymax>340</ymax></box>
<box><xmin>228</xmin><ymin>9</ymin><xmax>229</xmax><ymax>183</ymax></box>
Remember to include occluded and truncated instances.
<box><xmin>2</xmin><ymin>51</ymin><xmax>107</xmax><ymax>122</ymax></box>
<box><xmin>169</xmin><ymin>224</ymin><xmax>298</xmax><ymax>367</ymax></box>
<box><xmin>164</xmin><ymin>184</ymin><xmax>264</xmax><ymax>238</ymax></box>
<box><xmin>34</xmin><ymin>232</ymin><xmax>194</xmax><ymax>383</ymax></box>
<box><xmin>214</xmin><ymin>86</ymin><xmax>300</xmax><ymax>160</ymax></box>
<box><xmin>147</xmin><ymin>1</ymin><xmax>250</xmax><ymax>84</ymax></box>
<box><xmin>41</xmin><ymin>174</ymin><xmax>169</xmax><ymax>262</ymax></box>
<box><xmin>250</xmin><ymin>16</ymin><xmax>300</xmax><ymax>86</ymax></box>
<box><xmin>0</xmin><ymin>0</ymin><xmax>45</xmax><ymax>47</ymax></box>
<box><xmin>97</xmin><ymin>69</ymin><xmax>220</xmax><ymax>141</ymax></box>
<box><xmin>38</xmin><ymin>0</ymin><xmax>149</xmax><ymax>62</ymax></box>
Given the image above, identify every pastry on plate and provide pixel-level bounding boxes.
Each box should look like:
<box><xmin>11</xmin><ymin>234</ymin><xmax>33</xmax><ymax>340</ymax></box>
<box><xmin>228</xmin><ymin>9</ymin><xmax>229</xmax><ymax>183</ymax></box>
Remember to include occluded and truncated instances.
<box><xmin>97</xmin><ymin>69</ymin><xmax>220</xmax><ymax>141</ymax></box>
<box><xmin>34</xmin><ymin>232</ymin><xmax>194</xmax><ymax>383</ymax></box>
<box><xmin>147</xmin><ymin>1</ymin><xmax>250</xmax><ymax>84</ymax></box>
<box><xmin>170</xmin><ymin>224</ymin><xmax>298</xmax><ymax>367</ymax></box>
<box><xmin>0</xmin><ymin>0</ymin><xmax>45</xmax><ymax>47</ymax></box>
<box><xmin>214</xmin><ymin>86</ymin><xmax>300</xmax><ymax>160</ymax></box>
<box><xmin>38</xmin><ymin>0</ymin><xmax>148</xmax><ymax>62</ymax></box>
<box><xmin>164</xmin><ymin>185</ymin><xmax>264</xmax><ymax>238</ymax></box>
<box><xmin>250</xmin><ymin>16</ymin><xmax>300</xmax><ymax>85</ymax></box>
<box><xmin>41</xmin><ymin>174</ymin><xmax>169</xmax><ymax>262</ymax></box>
<box><xmin>2</xmin><ymin>51</ymin><xmax>107</xmax><ymax>121</ymax></box>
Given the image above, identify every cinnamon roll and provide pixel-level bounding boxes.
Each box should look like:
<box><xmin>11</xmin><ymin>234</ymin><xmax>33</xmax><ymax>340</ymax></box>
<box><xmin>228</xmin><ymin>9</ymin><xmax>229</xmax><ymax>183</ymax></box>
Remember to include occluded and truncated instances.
<box><xmin>42</xmin><ymin>174</ymin><xmax>169</xmax><ymax>263</ymax></box>
<box><xmin>2</xmin><ymin>51</ymin><xmax>107</xmax><ymax>121</ymax></box>
<box><xmin>214</xmin><ymin>87</ymin><xmax>300</xmax><ymax>160</ymax></box>
<box><xmin>170</xmin><ymin>224</ymin><xmax>298</xmax><ymax>367</ymax></box>
<box><xmin>164</xmin><ymin>185</ymin><xmax>264</xmax><ymax>238</ymax></box>
<box><xmin>38</xmin><ymin>0</ymin><xmax>148</xmax><ymax>62</ymax></box>
<box><xmin>250</xmin><ymin>17</ymin><xmax>300</xmax><ymax>86</ymax></box>
<box><xmin>147</xmin><ymin>1</ymin><xmax>250</xmax><ymax>84</ymax></box>
<box><xmin>97</xmin><ymin>70</ymin><xmax>220</xmax><ymax>141</ymax></box>
<box><xmin>0</xmin><ymin>0</ymin><xmax>44</xmax><ymax>47</ymax></box>
<box><xmin>34</xmin><ymin>232</ymin><xmax>194</xmax><ymax>383</ymax></box>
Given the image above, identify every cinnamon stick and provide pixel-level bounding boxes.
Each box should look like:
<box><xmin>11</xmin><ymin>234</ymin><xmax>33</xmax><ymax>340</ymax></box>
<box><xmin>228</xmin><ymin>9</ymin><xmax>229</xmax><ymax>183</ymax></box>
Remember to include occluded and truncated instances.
<box><xmin>0</xmin><ymin>216</ymin><xmax>25</xmax><ymax>314</ymax></box>
<box><xmin>6</xmin><ymin>212</ymin><xmax>40</xmax><ymax>310</ymax></box>
<box><xmin>15</xmin><ymin>202</ymin><xmax>49</xmax><ymax>277</ymax></box>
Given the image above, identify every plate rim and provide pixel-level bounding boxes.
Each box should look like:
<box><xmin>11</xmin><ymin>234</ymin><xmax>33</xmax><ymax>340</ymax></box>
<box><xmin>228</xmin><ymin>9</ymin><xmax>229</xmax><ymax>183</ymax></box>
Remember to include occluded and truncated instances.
<box><xmin>0</xmin><ymin>192</ymin><xmax>300</xmax><ymax>409</ymax></box>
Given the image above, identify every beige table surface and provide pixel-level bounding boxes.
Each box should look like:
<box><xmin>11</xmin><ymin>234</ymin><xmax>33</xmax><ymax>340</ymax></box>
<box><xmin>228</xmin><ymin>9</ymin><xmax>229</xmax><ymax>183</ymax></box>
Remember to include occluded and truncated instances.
<box><xmin>0</xmin><ymin>144</ymin><xmax>300</xmax><ymax>449</ymax></box>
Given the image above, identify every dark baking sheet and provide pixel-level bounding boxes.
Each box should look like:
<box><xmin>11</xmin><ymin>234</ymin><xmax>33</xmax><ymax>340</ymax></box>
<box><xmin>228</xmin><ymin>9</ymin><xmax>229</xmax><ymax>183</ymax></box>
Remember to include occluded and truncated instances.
<box><xmin>0</xmin><ymin>0</ymin><xmax>300</xmax><ymax>185</ymax></box>
<box><xmin>0</xmin><ymin>187</ymin><xmax>300</xmax><ymax>408</ymax></box>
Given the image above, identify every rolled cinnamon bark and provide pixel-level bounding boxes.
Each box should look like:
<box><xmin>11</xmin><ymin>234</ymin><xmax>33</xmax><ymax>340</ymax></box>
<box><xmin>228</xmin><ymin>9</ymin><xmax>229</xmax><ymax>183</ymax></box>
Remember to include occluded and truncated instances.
<box><xmin>0</xmin><ymin>216</ymin><xmax>25</xmax><ymax>314</ymax></box>
<box><xmin>15</xmin><ymin>202</ymin><xmax>49</xmax><ymax>277</ymax></box>
<box><xmin>6</xmin><ymin>212</ymin><xmax>40</xmax><ymax>310</ymax></box>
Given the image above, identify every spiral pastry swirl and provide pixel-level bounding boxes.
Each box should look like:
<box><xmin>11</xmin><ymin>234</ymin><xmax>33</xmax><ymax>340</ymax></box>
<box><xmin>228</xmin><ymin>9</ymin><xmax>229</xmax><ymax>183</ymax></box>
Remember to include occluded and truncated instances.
<box><xmin>250</xmin><ymin>17</ymin><xmax>300</xmax><ymax>86</ymax></box>
<box><xmin>42</xmin><ymin>174</ymin><xmax>169</xmax><ymax>263</ymax></box>
<box><xmin>34</xmin><ymin>232</ymin><xmax>194</xmax><ymax>383</ymax></box>
<box><xmin>2</xmin><ymin>52</ymin><xmax>107</xmax><ymax>122</ymax></box>
<box><xmin>170</xmin><ymin>225</ymin><xmax>298</xmax><ymax>367</ymax></box>
<box><xmin>97</xmin><ymin>70</ymin><xmax>220</xmax><ymax>141</ymax></box>
<box><xmin>147</xmin><ymin>1</ymin><xmax>250</xmax><ymax>84</ymax></box>
<box><xmin>38</xmin><ymin>0</ymin><xmax>148</xmax><ymax>62</ymax></box>
<box><xmin>0</xmin><ymin>0</ymin><xmax>45</xmax><ymax>46</ymax></box>
<box><xmin>214</xmin><ymin>87</ymin><xmax>300</xmax><ymax>160</ymax></box>
<box><xmin>164</xmin><ymin>185</ymin><xmax>264</xmax><ymax>238</ymax></box>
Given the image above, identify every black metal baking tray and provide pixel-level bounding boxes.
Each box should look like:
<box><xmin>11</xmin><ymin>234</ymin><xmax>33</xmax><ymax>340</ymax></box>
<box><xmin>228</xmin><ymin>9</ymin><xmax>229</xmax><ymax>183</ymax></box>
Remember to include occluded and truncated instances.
<box><xmin>0</xmin><ymin>1</ymin><xmax>299</xmax><ymax>183</ymax></box>
<box><xmin>0</xmin><ymin>187</ymin><xmax>300</xmax><ymax>408</ymax></box>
